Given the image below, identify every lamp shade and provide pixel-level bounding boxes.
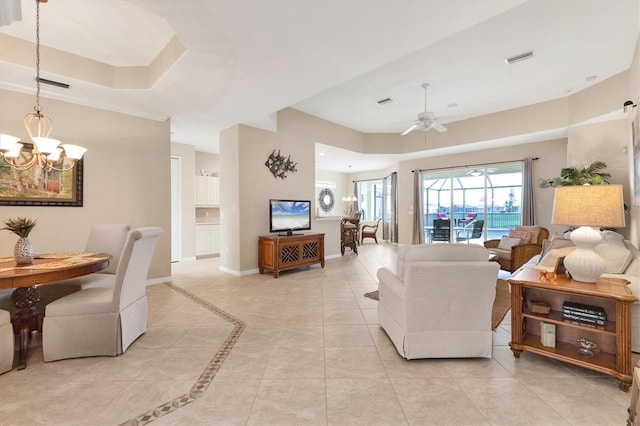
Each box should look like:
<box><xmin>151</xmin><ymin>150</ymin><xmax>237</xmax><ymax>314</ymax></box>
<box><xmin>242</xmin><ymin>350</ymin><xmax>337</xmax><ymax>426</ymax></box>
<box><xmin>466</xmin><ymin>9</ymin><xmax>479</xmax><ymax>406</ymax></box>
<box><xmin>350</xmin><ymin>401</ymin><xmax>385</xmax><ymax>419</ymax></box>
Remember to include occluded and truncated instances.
<box><xmin>61</xmin><ymin>144</ymin><xmax>87</xmax><ymax>160</ymax></box>
<box><xmin>47</xmin><ymin>147</ymin><xmax>63</xmax><ymax>162</ymax></box>
<box><xmin>32</xmin><ymin>137</ymin><xmax>61</xmax><ymax>155</ymax></box>
<box><xmin>4</xmin><ymin>142</ymin><xmax>23</xmax><ymax>159</ymax></box>
<box><xmin>552</xmin><ymin>184</ymin><xmax>625</xmax><ymax>228</ymax></box>
<box><xmin>551</xmin><ymin>184</ymin><xmax>625</xmax><ymax>283</ymax></box>
<box><xmin>0</xmin><ymin>133</ymin><xmax>21</xmax><ymax>152</ymax></box>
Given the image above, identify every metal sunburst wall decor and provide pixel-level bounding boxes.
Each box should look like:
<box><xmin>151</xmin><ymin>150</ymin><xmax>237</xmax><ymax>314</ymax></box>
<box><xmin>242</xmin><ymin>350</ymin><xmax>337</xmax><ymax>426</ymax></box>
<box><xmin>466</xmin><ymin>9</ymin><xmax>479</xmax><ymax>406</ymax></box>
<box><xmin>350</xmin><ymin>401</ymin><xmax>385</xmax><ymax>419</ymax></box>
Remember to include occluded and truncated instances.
<box><xmin>265</xmin><ymin>149</ymin><xmax>298</xmax><ymax>179</ymax></box>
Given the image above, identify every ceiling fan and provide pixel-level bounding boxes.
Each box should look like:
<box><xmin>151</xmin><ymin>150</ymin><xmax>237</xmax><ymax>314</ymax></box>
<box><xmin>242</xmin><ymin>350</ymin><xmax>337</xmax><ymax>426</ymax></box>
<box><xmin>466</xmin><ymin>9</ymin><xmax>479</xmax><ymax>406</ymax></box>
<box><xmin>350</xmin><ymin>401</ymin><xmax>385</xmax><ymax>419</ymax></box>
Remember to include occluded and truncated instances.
<box><xmin>401</xmin><ymin>83</ymin><xmax>447</xmax><ymax>136</ymax></box>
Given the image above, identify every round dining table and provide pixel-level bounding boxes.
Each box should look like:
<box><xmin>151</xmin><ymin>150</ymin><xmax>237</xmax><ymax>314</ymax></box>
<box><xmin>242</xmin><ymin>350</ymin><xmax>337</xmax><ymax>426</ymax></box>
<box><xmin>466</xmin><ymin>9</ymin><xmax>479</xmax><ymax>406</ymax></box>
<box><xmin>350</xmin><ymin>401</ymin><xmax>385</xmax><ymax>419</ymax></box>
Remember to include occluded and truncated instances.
<box><xmin>0</xmin><ymin>252</ymin><xmax>111</xmax><ymax>369</ymax></box>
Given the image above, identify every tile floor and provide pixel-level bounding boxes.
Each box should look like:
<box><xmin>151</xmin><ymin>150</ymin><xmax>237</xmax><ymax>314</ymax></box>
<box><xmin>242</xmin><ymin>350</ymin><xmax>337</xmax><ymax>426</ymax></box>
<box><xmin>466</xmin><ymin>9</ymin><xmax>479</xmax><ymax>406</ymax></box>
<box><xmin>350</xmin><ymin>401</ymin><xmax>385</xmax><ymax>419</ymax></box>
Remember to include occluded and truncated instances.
<box><xmin>0</xmin><ymin>242</ymin><xmax>635</xmax><ymax>425</ymax></box>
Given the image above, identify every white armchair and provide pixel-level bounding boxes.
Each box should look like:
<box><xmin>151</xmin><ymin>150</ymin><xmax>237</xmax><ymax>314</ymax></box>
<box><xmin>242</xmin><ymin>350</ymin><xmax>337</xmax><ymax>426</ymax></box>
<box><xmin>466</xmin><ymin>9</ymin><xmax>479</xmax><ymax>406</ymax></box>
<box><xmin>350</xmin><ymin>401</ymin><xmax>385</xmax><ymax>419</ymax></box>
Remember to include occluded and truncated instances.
<box><xmin>42</xmin><ymin>227</ymin><xmax>162</xmax><ymax>362</ymax></box>
<box><xmin>377</xmin><ymin>244</ymin><xmax>499</xmax><ymax>359</ymax></box>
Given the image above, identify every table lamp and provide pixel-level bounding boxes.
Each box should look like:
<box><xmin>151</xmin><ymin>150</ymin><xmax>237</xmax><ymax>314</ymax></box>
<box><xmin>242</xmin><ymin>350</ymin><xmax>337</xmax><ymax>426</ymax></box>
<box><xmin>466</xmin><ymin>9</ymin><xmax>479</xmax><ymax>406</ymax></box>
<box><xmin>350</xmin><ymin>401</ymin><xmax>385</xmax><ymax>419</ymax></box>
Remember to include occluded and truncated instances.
<box><xmin>551</xmin><ymin>184</ymin><xmax>625</xmax><ymax>283</ymax></box>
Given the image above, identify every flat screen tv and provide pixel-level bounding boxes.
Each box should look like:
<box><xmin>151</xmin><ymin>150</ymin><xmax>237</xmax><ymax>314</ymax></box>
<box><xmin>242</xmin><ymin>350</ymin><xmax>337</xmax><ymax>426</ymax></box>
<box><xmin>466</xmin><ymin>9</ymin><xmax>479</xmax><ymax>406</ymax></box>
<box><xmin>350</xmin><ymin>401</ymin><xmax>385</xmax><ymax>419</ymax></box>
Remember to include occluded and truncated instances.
<box><xmin>269</xmin><ymin>199</ymin><xmax>311</xmax><ymax>235</ymax></box>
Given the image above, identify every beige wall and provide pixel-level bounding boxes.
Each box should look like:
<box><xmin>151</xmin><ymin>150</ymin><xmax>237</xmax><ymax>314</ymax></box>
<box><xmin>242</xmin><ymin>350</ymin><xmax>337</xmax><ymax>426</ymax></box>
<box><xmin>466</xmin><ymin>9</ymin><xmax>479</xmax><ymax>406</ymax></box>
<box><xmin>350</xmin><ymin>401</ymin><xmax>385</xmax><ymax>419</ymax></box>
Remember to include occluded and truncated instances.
<box><xmin>627</xmin><ymin>34</ymin><xmax>640</xmax><ymax>248</ymax></box>
<box><xmin>195</xmin><ymin>152</ymin><xmax>220</xmax><ymax>176</ymax></box>
<box><xmin>567</xmin><ymin>119</ymin><xmax>633</xmax><ymax>241</ymax></box>
<box><xmin>219</xmin><ymin>125</ymin><xmax>241</xmax><ymax>274</ymax></box>
<box><xmin>171</xmin><ymin>142</ymin><xmax>196</xmax><ymax>260</ymax></box>
<box><xmin>219</xmin><ymin>110</ymin><xmax>368</xmax><ymax>274</ymax></box>
<box><xmin>1</xmin><ymin>89</ymin><xmax>171</xmax><ymax>280</ymax></box>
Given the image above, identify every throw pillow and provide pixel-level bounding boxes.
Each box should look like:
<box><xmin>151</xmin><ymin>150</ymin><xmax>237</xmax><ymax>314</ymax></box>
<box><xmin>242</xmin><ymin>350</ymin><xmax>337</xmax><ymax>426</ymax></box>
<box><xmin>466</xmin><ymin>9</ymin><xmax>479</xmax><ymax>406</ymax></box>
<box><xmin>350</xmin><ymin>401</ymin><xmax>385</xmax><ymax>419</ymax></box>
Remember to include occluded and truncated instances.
<box><xmin>515</xmin><ymin>225</ymin><xmax>541</xmax><ymax>244</ymax></box>
<box><xmin>540</xmin><ymin>236</ymin><xmax>574</xmax><ymax>260</ymax></box>
<box><xmin>509</xmin><ymin>229</ymin><xmax>533</xmax><ymax>243</ymax></box>
<box><xmin>538</xmin><ymin>246</ymin><xmax>576</xmax><ymax>268</ymax></box>
<box><xmin>498</xmin><ymin>236</ymin><xmax>522</xmax><ymax>250</ymax></box>
<box><xmin>594</xmin><ymin>232</ymin><xmax>632</xmax><ymax>274</ymax></box>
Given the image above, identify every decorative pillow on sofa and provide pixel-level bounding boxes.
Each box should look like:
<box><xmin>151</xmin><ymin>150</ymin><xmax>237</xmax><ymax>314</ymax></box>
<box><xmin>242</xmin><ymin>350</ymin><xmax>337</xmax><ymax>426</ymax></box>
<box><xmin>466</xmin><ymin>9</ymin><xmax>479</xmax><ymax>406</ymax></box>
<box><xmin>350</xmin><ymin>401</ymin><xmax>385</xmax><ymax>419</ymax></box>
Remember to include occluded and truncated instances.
<box><xmin>538</xmin><ymin>246</ymin><xmax>576</xmax><ymax>268</ymax></box>
<box><xmin>622</xmin><ymin>240</ymin><xmax>640</xmax><ymax>276</ymax></box>
<box><xmin>498</xmin><ymin>236</ymin><xmax>522</xmax><ymax>250</ymax></box>
<box><xmin>509</xmin><ymin>229</ymin><xmax>533</xmax><ymax>243</ymax></box>
<box><xmin>540</xmin><ymin>235</ymin><xmax>574</xmax><ymax>260</ymax></box>
<box><xmin>594</xmin><ymin>231</ymin><xmax>633</xmax><ymax>274</ymax></box>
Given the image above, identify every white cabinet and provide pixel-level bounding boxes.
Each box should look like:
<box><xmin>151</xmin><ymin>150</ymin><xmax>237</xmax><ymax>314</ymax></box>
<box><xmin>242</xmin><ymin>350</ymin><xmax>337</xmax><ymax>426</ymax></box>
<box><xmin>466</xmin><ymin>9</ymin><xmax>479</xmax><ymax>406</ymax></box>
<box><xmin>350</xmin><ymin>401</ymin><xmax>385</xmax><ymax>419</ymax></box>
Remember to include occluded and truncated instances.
<box><xmin>196</xmin><ymin>224</ymin><xmax>220</xmax><ymax>257</ymax></box>
<box><xmin>195</xmin><ymin>176</ymin><xmax>220</xmax><ymax>206</ymax></box>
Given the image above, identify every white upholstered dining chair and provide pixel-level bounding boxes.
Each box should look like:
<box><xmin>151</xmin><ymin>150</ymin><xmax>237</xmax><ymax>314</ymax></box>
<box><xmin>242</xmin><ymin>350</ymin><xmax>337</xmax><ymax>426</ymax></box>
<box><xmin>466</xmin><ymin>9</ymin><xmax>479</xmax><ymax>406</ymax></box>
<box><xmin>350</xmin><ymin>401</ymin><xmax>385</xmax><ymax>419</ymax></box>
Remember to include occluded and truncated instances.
<box><xmin>36</xmin><ymin>224</ymin><xmax>131</xmax><ymax>293</ymax></box>
<box><xmin>85</xmin><ymin>224</ymin><xmax>131</xmax><ymax>275</ymax></box>
<box><xmin>42</xmin><ymin>227</ymin><xmax>162</xmax><ymax>362</ymax></box>
<box><xmin>0</xmin><ymin>309</ymin><xmax>14</xmax><ymax>374</ymax></box>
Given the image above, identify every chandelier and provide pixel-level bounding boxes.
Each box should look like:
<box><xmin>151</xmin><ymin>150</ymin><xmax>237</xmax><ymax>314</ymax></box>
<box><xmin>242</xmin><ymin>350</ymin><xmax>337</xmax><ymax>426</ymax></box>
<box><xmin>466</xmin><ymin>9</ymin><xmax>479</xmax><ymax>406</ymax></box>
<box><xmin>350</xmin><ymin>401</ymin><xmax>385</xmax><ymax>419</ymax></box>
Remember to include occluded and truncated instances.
<box><xmin>0</xmin><ymin>0</ymin><xmax>86</xmax><ymax>172</ymax></box>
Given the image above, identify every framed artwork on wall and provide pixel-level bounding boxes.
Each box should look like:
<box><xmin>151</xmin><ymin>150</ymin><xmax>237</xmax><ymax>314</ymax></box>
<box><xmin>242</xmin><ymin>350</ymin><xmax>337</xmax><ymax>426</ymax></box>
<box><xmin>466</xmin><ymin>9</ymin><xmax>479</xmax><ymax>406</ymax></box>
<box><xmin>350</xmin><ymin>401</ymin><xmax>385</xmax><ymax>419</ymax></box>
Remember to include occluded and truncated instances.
<box><xmin>0</xmin><ymin>145</ymin><xmax>83</xmax><ymax>207</ymax></box>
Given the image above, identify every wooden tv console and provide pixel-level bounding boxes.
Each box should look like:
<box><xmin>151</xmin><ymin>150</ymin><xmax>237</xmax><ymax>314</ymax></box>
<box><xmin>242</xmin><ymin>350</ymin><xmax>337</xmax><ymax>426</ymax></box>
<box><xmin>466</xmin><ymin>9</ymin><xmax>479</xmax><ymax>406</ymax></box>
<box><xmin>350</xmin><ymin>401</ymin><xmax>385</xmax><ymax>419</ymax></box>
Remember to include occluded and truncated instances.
<box><xmin>258</xmin><ymin>233</ymin><xmax>325</xmax><ymax>278</ymax></box>
<box><xmin>509</xmin><ymin>268</ymin><xmax>637</xmax><ymax>391</ymax></box>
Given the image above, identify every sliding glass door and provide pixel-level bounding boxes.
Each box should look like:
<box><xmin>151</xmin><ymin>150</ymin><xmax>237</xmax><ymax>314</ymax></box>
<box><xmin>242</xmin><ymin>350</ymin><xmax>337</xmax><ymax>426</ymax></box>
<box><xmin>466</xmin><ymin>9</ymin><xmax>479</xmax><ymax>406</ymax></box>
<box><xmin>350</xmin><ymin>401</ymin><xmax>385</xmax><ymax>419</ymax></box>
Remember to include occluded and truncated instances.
<box><xmin>422</xmin><ymin>162</ymin><xmax>523</xmax><ymax>243</ymax></box>
<box><xmin>357</xmin><ymin>173</ymin><xmax>397</xmax><ymax>243</ymax></box>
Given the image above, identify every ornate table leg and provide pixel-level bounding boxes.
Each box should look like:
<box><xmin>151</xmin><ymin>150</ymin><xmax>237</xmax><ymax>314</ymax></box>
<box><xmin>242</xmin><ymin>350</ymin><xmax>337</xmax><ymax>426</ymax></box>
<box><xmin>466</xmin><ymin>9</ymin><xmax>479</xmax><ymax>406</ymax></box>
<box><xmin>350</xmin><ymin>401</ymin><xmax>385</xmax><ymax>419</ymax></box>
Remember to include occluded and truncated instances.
<box><xmin>11</xmin><ymin>286</ymin><xmax>41</xmax><ymax>370</ymax></box>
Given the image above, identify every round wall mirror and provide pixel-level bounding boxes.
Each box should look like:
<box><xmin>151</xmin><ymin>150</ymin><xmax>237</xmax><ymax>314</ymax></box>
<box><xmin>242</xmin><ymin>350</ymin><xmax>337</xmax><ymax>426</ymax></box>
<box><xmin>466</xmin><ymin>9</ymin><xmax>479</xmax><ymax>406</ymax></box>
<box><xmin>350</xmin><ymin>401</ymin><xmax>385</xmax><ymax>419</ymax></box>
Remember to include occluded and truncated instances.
<box><xmin>318</xmin><ymin>188</ymin><xmax>335</xmax><ymax>212</ymax></box>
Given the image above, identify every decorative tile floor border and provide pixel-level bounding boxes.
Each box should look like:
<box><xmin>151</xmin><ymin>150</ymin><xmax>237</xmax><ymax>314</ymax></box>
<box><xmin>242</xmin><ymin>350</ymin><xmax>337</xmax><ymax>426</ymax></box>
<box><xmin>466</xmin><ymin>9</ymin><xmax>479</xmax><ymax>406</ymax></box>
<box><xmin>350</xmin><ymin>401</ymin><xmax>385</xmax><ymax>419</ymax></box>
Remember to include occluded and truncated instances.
<box><xmin>121</xmin><ymin>282</ymin><xmax>246</xmax><ymax>426</ymax></box>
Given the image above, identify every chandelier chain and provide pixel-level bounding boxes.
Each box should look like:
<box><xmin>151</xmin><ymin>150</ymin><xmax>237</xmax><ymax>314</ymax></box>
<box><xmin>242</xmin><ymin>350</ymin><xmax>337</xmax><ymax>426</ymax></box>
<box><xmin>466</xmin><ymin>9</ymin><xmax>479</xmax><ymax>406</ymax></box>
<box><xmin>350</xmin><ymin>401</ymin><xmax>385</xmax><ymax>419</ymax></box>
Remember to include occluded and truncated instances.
<box><xmin>0</xmin><ymin>0</ymin><xmax>87</xmax><ymax>173</ymax></box>
<box><xmin>34</xmin><ymin>0</ymin><xmax>41</xmax><ymax>114</ymax></box>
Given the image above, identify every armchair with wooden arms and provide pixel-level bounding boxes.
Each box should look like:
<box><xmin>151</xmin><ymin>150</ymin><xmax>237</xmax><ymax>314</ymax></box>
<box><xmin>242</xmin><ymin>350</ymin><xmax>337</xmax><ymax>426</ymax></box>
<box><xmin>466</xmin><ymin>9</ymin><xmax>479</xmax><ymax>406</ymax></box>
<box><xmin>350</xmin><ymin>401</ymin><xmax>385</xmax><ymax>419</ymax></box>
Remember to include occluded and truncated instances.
<box><xmin>361</xmin><ymin>219</ymin><xmax>381</xmax><ymax>244</ymax></box>
<box><xmin>484</xmin><ymin>226</ymin><xmax>549</xmax><ymax>272</ymax></box>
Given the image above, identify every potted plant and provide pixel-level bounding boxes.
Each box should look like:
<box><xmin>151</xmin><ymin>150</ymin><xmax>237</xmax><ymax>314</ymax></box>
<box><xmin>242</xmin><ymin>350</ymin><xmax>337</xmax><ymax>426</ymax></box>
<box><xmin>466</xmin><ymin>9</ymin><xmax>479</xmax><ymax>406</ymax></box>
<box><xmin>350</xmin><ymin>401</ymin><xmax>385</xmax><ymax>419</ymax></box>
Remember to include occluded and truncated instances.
<box><xmin>557</xmin><ymin>161</ymin><xmax>611</xmax><ymax>186</ymax></box>
<box><xmin>2</xmin><ymin>217</ymin><xmax>37</xmax><ymax>265</ymax></box>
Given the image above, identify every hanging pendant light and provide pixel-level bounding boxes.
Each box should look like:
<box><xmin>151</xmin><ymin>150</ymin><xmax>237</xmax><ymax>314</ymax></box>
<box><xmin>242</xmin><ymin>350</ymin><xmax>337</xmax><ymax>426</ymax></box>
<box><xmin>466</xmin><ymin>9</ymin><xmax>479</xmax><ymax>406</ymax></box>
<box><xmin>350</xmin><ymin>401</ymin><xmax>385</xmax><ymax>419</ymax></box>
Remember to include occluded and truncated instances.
<box><xmin>0</xmin><ymin>0</ymin><xmax>86</xmax><ymax>172</ymax></box>
<box><xmin>342</xmin><ymin>165</ymin><xmax>357</xmax><ymax>202</ymax></box>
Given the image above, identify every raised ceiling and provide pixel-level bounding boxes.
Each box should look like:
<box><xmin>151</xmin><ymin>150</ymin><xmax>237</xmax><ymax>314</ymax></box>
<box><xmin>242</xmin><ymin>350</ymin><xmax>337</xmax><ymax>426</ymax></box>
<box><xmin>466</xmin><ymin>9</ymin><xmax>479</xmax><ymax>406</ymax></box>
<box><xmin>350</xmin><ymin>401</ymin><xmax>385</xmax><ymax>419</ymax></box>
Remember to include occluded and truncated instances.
<box><xmin>0</xmin><ymin>0</ymin><xmax>638</xmax><ymax>172</ymax></box>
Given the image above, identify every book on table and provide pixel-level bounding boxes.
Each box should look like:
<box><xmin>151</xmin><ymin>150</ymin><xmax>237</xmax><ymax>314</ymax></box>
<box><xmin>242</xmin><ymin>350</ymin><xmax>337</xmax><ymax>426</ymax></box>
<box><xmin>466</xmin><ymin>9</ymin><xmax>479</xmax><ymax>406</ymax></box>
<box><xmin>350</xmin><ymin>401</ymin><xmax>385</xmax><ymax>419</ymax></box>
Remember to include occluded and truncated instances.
<box><xmin>562</xmin><ymin>301</ymin><xmax>606</xmax><ymax>318</ymax></box>
<box><xmin>561</xmin><ymin>301</ymin><xmax>606</xmax><ymax>326</ymax></box>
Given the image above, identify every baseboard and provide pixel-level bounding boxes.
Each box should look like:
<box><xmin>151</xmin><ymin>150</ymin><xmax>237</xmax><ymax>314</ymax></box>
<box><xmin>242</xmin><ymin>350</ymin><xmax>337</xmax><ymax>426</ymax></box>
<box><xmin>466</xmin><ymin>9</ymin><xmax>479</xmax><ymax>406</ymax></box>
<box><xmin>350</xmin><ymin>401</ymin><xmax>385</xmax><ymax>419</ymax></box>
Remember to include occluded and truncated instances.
<box><xmin>146</xmin><ymin>276</ymin><xmax>171</xmax><ymax>286</ymax></box>
<box><xmin>219</xmin><ymin>266</ymin><xmax>259</xmax><ymax>276</ymax></box>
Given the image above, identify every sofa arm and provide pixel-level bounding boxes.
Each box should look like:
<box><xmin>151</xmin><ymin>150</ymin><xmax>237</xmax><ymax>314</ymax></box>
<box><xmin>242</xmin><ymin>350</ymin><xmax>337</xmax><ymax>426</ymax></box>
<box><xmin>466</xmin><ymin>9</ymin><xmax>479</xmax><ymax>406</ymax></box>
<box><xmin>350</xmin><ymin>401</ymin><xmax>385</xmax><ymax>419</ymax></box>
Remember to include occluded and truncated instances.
<box><xmin>511</xmin><ymin>243</ymin><xmax>543</xmax><ymax>271</ymax></box>
<box><xmin>484</xmin><ymin>239</ymin><xmax>500</xmax><ymax>249</ymax></box>
<box><xmin>377</xmin><ymin>268</ymin><xmax>405</xmax><ymax>299</ymax></box>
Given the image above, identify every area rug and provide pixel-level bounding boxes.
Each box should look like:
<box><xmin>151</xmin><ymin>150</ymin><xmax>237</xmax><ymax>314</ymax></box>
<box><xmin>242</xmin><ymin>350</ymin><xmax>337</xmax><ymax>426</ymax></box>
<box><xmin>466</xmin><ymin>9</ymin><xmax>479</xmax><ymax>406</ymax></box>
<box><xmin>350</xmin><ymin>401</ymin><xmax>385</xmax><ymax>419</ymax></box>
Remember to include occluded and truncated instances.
<box><xmin>363</xmin><ymin>279</ymin><xmax>511</xmax><ymax>330</ymax></box>
<box><xmin>492</xmin><ymin>279</ymin><xmax>511</xmax><ymax>330</ymax></box>
<box><xmin>364</xmin><ymin>290</ymin><xmax>379</xmax><ymax>300</ymax></box>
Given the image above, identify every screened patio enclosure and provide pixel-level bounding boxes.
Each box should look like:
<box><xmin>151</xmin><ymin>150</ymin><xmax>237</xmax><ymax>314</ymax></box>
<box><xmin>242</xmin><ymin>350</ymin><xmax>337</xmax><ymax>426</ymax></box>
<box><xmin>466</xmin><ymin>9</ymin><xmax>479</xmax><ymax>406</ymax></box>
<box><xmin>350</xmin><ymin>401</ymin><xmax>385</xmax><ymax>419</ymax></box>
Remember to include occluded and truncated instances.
<box><xmin>422</xmin><ymin>162</ymin><xmax>524</xmax><ymax>243</ymax></box>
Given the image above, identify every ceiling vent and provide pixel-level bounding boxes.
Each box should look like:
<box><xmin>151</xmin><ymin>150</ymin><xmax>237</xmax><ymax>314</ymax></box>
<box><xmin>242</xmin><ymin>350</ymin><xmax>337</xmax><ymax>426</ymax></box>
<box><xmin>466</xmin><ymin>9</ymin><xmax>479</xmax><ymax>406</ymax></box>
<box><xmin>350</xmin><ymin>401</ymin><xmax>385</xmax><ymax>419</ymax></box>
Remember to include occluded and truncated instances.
<box><xmin>37</xmin><ymin>77</ymin><xmax>70</xmax><ymax>89</ymax></box>
<box><xmin>377</xmin><ymin>97</ymin><xmax>393</xmax><ymax>105</ymax></box>
<box><xmin>505</xmin><ymin>51</ymin><xmax>535</xmax><ymax>65</ymax></box>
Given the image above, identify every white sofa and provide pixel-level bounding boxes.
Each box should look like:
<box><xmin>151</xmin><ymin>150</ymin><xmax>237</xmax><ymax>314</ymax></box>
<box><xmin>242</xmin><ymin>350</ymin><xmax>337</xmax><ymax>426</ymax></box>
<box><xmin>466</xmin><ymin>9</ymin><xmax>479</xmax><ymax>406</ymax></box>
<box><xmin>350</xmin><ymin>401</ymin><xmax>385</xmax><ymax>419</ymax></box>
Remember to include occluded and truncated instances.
<box><xmin>377</xmin><ymin>244</ymin><xmax>500</xmax><ymax>359</ymax></box>
<box><xmin>0</xmin><ymin>309</ymin><xmax>13</xmax><ymax>374</ymax></box>
<box><xmin>513</xmin><ymin>232</ymin><xmax>640</xmax><ymax>352</ymax></box>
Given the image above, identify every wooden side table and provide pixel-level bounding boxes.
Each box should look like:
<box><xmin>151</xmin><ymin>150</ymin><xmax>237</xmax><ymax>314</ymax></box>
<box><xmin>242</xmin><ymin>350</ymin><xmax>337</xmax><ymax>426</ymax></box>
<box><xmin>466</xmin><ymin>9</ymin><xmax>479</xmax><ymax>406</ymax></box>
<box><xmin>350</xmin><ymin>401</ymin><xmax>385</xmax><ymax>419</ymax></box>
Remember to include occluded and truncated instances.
<box><xmin>509</xmin><ymin>268</ymin><xmax>637</xmax><ymax>391</ymax></box>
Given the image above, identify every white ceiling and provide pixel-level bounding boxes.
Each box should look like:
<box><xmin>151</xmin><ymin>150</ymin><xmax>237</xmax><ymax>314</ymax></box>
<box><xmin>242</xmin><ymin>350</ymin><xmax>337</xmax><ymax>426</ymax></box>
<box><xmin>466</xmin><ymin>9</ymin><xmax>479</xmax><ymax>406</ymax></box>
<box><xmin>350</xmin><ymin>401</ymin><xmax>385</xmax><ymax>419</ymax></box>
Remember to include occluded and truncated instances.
<box><xmin>0</xmin><ymin>0</ymin><xmax>638</xmax><ymax>172</ymax></box>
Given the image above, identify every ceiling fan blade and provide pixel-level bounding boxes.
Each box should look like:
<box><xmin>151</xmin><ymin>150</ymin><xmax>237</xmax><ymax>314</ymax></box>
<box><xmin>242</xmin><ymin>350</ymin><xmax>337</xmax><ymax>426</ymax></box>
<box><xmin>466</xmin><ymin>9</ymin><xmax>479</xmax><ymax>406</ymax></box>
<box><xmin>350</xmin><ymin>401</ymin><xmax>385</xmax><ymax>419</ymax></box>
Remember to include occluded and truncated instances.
<box><xmin>422</xmin><ymin>121</ymin><xmax>436</xmax><ymax>132</ymax></box>
<box><xmin>433</xmin><ymin>122</ymin><xmax>447</xmax><ymax>132</ymax></box>
<box><xmin>401</xmin><ymin>123</ymin><xmax>418</xmax><ymax>136</ymax></box>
